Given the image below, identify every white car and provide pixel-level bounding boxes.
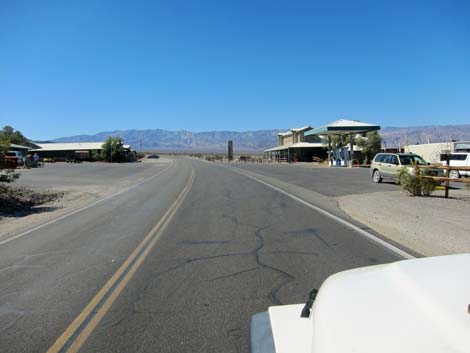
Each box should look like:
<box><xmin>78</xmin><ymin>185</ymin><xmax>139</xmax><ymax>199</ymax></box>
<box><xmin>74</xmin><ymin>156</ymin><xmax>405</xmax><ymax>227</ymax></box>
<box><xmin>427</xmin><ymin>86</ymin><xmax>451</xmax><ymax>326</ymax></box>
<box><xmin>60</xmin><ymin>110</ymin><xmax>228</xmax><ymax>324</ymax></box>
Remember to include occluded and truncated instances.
<box><xmin>445</xmin><ymin>152</ymin><xmax>470</xmax><ymax>178</ymax></box>
<box><xmin>250</xmin><ymin>254</ymin><xmax>470</xmax><ymax>353</ymax></box>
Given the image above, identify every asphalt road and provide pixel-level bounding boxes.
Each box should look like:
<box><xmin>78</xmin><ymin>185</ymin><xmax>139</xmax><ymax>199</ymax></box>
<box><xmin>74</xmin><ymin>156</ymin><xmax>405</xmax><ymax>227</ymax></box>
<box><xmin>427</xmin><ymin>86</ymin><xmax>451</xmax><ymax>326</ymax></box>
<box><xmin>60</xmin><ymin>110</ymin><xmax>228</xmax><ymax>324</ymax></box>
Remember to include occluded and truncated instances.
<box><xmin>0</xmin><ymin>157</ymin><xmax>404</xmax><ymax>353</ymax></box>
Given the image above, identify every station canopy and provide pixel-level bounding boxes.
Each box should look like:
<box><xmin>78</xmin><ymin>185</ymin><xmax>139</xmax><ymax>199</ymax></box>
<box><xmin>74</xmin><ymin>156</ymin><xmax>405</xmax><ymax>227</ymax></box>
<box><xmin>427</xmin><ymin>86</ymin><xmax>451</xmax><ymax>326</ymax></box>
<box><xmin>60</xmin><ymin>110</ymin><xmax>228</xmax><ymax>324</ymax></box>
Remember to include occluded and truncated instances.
<box><xmin>304</xmin><ymin>119</ymin><xmax>380</xmax><ymax>137</ymax></box>
<box><xmin>264</xmin><ymin>141</ymin><xmax>323</xmax><ymax>152</ymax></box>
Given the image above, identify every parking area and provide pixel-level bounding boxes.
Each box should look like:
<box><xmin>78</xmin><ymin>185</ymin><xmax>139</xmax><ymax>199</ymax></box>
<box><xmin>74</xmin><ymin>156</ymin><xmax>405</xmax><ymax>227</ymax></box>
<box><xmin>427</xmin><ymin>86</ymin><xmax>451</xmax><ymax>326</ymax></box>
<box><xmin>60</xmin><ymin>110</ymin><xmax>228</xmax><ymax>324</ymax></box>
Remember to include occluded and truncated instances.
<box><xmin>15</xmin><ymin>159</ymin><xmax>170</xmax><ymax>191</ymax></box>
<box><xmin>1</xmin><ymin>159</ymin><xmax>171</xmax><ymax>240</ymax></box>
<box><xmin>232</xmin><ymin>162</ymin><xmax>398</xmax><ymax>197</ymax></box>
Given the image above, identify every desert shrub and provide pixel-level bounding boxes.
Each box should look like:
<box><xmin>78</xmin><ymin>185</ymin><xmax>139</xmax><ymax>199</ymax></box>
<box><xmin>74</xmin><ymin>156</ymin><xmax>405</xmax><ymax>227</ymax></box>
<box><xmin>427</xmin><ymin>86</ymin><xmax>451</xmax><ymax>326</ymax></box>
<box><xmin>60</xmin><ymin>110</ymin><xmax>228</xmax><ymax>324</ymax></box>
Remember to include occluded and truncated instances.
<box><xmin>399</xmin><ymin>166</ymin><xmax>437</xmax><ymax>196</ymax></box>
<box><xmin>0</xmin><ymin>138</ymin><xmax>19</xmax><ymax>183</ymax></box>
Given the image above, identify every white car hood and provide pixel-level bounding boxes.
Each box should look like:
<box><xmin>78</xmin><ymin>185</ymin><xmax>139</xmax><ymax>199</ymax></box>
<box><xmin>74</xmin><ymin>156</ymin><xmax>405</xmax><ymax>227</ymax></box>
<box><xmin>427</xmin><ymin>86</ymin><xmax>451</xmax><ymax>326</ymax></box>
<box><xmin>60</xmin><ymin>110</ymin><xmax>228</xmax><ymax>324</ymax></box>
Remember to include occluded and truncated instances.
<box><xmin>267</xmin><ymin>254</ymin><xmax>470</xmax><ymax>353</ymax></box>
<box><xmin>268</xmin><ymin>304</ymin><xmax>313</xmax><ymax>353</ymax></box>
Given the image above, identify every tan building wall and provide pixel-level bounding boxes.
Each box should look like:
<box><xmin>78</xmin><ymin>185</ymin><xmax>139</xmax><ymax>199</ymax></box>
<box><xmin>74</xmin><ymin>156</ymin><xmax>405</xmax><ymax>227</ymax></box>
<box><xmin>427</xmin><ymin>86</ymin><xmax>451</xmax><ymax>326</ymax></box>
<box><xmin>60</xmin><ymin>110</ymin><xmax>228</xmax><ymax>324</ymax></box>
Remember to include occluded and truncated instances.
<box><xmin>405</xmin><ymin>142</ymin><xmax>453</xmax><ymax>163</ymax></box>
<box><xmin>282</xmin><ymin>135</ymin><xmax>293</xmax><ymax>145</ymax></box>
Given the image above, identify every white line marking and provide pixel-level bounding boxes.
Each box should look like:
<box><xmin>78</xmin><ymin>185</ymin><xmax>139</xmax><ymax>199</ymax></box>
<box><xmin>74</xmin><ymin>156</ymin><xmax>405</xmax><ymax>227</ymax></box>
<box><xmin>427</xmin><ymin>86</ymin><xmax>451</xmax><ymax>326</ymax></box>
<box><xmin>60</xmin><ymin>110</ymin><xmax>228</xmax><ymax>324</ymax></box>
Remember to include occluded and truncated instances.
<box><xmin>231</xmin><ymin>167</ymin><xmax>415</xmax><ymax>259</ymax></box>
<box><xmin>0</xmin><ymin>160</ymin><xmax>175</xmax><ymax>246</ymax></box>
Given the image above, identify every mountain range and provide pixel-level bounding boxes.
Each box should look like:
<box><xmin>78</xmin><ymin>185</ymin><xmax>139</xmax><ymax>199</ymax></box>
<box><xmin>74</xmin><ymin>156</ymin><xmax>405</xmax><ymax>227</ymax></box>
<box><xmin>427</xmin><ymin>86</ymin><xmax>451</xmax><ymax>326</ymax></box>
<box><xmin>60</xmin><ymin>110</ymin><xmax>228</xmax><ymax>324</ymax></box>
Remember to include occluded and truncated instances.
<box><xmin>51</xmin><ymin>125</ymin><xmax>470</xmax><ymax>152</ymax></box>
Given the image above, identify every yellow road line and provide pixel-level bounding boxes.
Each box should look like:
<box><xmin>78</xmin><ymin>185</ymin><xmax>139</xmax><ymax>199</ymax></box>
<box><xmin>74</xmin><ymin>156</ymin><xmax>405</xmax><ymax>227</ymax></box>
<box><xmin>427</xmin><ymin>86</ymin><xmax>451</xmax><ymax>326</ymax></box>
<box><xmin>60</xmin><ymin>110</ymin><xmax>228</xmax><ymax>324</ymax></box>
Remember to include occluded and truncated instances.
<box><xmin>47</xmin><ymin>169</ymin><xmax>195</xmax><ymax>353</ymax></box>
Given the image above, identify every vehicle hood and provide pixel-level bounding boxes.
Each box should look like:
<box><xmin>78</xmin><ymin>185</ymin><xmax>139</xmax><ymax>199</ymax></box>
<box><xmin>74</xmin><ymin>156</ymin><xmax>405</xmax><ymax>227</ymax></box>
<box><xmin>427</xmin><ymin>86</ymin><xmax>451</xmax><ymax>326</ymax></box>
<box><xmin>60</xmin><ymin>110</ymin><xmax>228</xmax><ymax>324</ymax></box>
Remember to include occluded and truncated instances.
<box><xmin>311</xmin><ymin>254</ymin><xmax>470</xmax><ymax>353</ymax></box>
<box><xmin>267</xmin><ymin>304</ymin><xmax>313</xmax><ymax>353</ymax></box>
<box><xmin>266</xmin><ymin>254</ymin><xmax>470</xmax><ymax>353</ymax></box>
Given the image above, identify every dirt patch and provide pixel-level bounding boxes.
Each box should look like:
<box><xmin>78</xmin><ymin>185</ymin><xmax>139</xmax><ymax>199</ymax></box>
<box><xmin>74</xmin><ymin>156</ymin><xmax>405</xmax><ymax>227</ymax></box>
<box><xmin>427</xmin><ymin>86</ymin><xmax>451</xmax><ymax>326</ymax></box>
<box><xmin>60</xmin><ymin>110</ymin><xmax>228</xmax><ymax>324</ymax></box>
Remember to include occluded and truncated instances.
<box><xmin>337</xmin><ymin>188</ymin><xmax>470</xmax><ymax>256</ymax></box>
<box><xmin>0</xmin><ymin>185</ymin><xmax>64</xmax><ymax>217</ymax></box>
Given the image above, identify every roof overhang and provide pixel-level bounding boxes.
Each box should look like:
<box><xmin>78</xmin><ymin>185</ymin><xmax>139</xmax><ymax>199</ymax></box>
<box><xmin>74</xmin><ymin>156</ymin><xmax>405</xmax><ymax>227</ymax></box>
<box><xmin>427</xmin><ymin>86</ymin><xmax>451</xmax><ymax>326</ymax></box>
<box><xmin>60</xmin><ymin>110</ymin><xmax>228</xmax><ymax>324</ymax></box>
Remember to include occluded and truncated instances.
<box><xmin>278</xmin><ymin>131</ymin><xmax>293</xmax><ymax>137</ymax></box>
<box><xmin>31</xmin><ymin>142</ymin><xmax>105</xmax><ymax>152</ymax></box>
<box><xmin>9</xmin><ymin>143</ymin><xmax>31</xmax><ymax>150</ymax></box>
<box><xmin>291</xmin><ymin>126</ymin><xmax>312</xmax><ymax>133</ymax></box>
<box><xmin>264</xmin><ymin>142</ymin><xmax>325</xmax><ymax>153</ymax></box>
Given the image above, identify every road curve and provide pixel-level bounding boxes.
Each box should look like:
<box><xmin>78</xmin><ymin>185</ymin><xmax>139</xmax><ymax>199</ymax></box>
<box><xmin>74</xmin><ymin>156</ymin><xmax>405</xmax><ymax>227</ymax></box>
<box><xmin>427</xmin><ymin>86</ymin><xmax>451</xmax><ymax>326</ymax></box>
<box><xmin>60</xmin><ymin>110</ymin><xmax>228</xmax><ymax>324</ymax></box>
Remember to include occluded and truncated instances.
<box><xmin>0</xmin><ymin>157</ymin><xmax>400</xmax><ymax>353</ymax></box>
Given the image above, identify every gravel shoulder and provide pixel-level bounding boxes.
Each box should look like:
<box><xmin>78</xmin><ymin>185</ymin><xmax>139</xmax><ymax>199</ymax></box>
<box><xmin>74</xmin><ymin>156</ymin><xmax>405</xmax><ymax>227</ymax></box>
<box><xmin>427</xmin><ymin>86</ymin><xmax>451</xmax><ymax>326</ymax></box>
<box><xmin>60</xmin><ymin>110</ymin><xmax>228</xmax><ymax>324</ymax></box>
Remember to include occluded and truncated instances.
<box><xmin>0</xmin><ymin>159</ymin><xmax>170</xmax><ymax>242</ymax></box>
<box><xmin>337</xmin><ymin>188</ymin><xmax>470</xmax><ymax>256</ymax></box>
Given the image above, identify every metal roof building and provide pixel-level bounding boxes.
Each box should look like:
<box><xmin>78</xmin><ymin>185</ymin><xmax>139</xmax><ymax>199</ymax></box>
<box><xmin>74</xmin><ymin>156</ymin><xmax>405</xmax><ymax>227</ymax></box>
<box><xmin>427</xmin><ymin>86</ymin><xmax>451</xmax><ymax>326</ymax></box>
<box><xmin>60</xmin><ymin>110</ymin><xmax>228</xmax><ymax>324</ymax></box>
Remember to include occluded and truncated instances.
<box><xmin>264</xmin><ymin>126</ymin><xmax>327</xmax><ymax>162</ymax></box>
<box><xmin>30</xmin><ymin>142</ymin><xmax>134</xmax><ymax>162</ymax></box>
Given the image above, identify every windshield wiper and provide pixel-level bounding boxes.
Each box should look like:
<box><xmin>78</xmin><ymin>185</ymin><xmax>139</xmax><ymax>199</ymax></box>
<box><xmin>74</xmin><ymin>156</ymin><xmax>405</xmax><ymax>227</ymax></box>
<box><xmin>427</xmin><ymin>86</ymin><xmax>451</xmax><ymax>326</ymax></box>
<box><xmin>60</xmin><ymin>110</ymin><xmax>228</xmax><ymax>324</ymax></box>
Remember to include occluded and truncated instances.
<box><xmin>300</xmin><ymin>288</ymin><xmax>318</xmax><ymax>318</ymax></box>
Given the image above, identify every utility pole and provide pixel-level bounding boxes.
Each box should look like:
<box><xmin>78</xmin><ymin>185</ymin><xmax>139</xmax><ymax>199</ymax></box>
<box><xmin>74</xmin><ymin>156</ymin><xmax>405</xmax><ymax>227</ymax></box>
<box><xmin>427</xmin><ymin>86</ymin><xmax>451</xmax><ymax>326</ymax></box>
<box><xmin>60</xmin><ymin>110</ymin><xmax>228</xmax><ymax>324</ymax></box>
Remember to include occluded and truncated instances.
<box><xmin>110</xmin><ymin>140</ymin><xmax>113</xmax><ymax>163</ymax></box>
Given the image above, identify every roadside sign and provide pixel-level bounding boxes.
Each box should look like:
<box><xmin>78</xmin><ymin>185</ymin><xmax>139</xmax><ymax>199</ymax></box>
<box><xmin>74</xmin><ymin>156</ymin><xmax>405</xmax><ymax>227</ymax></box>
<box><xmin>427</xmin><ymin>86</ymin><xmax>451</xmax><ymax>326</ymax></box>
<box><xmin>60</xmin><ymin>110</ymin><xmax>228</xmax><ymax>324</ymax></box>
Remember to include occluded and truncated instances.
<box><xmin>228</xmin><ymin>141</ymin><xmax>233</xmax><ymax>161</ymax></box>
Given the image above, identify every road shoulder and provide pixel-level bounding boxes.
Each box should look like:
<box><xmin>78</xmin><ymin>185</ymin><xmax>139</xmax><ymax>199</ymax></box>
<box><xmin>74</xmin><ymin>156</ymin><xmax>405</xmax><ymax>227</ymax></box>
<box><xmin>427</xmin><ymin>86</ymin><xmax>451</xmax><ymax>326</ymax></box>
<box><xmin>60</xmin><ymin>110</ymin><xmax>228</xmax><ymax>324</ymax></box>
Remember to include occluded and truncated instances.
<box><xmin>0</xmin><ymin>159</ymin><xmax>173</xmax><ymax>243</ymax></box>
<box><xmin>337</xmin><ymin>188</ymin><xmax>470</xmax><ymax>256</ymax></box>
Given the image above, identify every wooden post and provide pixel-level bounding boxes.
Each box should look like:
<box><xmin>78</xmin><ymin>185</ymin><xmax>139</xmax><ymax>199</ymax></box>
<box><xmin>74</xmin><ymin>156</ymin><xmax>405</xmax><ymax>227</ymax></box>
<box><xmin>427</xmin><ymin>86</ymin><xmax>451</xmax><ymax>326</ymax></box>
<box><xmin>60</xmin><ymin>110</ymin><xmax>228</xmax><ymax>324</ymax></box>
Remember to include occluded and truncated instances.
<box><xmin>327</xmin><ymin>136</ymin><xmax>332</xmax><ymax>167</ymax></box>
<box><xmin>445</xmin><ymin>154</ymin><xmax>450</xmax><ymax>198</ymax></box>
<box><xmin>349</xmin><ymin>134</ymin><xmax>354</xmax><ymax>168</ymax></box>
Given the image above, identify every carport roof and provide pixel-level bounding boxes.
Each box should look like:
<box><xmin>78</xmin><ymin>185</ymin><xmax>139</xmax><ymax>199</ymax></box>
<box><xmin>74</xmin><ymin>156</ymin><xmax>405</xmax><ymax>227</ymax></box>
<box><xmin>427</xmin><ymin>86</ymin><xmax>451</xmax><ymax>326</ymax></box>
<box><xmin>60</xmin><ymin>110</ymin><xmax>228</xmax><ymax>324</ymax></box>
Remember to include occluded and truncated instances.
<box><xmin>264</xmin><ymin>142</ymin><xmax>324</xmax><ymax>152</ymax></box>
<box><xmin>31</xmin><ymin>142</ymin><xmax>132</xmax><ymax>151</ymax></box>
<box><xmin>10</xmin><ymin>143</ymin><xmax>31</xmax><ymax>150</ymax></box>
<box><xmin>32</xmin><ymin>142</ymin><xmax>105</xmax><ymax>151</ymax></box>
<box><xmin>304</xmin><ymin>119</ymin><xmax>380</xmax><ymax>136</ymax></box>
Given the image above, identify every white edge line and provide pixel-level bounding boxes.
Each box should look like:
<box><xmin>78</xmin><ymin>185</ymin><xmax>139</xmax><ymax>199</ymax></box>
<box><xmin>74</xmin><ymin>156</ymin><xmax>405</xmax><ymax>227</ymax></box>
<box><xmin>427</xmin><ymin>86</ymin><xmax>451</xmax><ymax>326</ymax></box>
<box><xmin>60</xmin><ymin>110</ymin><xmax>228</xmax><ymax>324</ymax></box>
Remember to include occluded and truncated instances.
<box><xmin>231</xmin><ymin>168</ymin><xmax>415</xmax><ymax>260</ymax></box>
<box><xmin>0</xmin><ymin>160</ymin><xmax>175</xmax><ymax>246</ymax></box>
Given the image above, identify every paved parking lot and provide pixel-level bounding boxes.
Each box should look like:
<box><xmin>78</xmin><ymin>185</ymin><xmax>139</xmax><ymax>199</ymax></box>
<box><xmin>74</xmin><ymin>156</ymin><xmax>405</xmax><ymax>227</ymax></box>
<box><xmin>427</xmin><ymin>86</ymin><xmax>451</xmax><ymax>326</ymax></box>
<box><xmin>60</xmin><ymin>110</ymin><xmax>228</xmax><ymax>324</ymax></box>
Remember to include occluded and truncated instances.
<box><xmin>232</xmin><ymin>163</ymin><xmax>398</xmax><ymax>197</ymax></box>
<box><xmin>14</xmin><ymin>159</ymin><xmax>170</xmax><ymax>190</ymax></box>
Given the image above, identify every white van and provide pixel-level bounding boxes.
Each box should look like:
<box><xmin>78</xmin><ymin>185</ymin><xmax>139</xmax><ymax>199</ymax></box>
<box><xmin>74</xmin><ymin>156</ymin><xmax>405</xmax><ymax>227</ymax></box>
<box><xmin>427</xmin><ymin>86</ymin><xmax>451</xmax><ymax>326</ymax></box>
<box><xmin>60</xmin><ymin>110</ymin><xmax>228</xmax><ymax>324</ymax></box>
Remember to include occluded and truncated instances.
<box><xmin>445</xmin><ymin>152</ymin><xmax>470</xmax><ymax>178</ymax></box>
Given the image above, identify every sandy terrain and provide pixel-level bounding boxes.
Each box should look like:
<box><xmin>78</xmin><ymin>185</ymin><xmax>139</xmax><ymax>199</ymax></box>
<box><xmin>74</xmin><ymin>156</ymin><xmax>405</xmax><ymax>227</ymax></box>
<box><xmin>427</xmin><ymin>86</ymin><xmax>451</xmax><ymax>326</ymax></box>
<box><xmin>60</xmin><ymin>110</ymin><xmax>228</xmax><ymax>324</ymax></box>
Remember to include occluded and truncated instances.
<box><xmin>337</xmin><ymin>187</ymin><xmax>470</xmax><ymax>256</ymax></box>
<box><xmin>0</xmin><ymin>187</ymin><xmax>107</xmax><ymax>242</ymax></box>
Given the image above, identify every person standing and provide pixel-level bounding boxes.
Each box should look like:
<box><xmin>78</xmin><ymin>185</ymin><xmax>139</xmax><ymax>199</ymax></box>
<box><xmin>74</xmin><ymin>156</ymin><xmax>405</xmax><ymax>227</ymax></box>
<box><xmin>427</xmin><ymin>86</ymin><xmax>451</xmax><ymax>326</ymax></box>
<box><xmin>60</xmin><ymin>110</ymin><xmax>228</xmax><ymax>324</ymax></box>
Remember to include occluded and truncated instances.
<box><xmin>33</xmin><ymin>153</ymin><xmax>39</xmax><ymax>168</ymax></box>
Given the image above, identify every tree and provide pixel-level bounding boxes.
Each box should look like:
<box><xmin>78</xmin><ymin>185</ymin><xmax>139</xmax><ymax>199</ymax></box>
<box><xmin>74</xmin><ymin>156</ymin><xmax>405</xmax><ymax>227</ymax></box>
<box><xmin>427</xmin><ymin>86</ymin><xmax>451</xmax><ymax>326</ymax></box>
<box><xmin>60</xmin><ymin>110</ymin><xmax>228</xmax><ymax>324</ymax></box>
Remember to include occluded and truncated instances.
<box><xmin>101</xmin><ymin>137</ymin><xmax>126</xmax><ymax>162</ymax></box>
<box><xmin>0</xmin><ymin>125</ymin><xmax>29</xmax><ymax>146</ymax></box>
<box><xmin>0</xmin><ymin>138</ymin><xmax>19</xmax><ymax>183</ymax></box>
<box><xmin>357</xmin><ymin>131</ymin><xmax>382</xmax><ymax>164</ymax></box>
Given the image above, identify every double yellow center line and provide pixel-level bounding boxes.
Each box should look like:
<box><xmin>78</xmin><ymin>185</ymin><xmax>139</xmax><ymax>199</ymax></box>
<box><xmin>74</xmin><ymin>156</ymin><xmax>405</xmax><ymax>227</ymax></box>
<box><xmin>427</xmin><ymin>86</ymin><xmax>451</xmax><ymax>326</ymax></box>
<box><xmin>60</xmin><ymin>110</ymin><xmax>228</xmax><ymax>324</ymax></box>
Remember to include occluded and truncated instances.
<box><xmin>47</xmin><ymin>170</ymin><xmax>195</xmax><ymax>353</ymax></box>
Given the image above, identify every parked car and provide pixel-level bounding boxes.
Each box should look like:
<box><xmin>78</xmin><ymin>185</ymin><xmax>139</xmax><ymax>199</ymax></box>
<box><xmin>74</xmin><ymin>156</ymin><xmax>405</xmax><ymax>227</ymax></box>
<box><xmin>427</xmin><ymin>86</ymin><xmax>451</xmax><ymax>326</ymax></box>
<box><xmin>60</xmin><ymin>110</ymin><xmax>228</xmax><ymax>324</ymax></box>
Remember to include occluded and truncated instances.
<box><xmin>147</xmin><ymin>154</ymin><xmax>160</xmax><ymax>159</ymax></box>
<box><xmin>443</xmin><ymin>152</ymin><xmax>470</xmax><ymax>178</ymax></box>
<box><xmin>66</xmin><ymin>155</ymin><xmax>82</xmax><ymax>163</ymax></box>
<box><xmin>249</xmin><ymin>254</ymin><xmax>470</xmax><ymax>353</ymax></box>
<box><xmin>5</xmin><ymin>151</ymin><xmax>25</xmax><ymax>167</ymax></box>
<box><xmin>370</xmin><ymin>153</ymin><xmax>442</xmax><ymax>183</ymax></box>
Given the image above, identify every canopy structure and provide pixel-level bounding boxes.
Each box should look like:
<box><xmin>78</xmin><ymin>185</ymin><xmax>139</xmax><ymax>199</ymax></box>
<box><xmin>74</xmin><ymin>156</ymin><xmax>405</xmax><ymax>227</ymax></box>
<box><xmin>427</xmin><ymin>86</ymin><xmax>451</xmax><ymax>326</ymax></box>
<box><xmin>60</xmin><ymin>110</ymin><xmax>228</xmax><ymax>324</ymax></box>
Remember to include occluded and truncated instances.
<box><xmin>264</xmin><ymin>142</ymin><xmax>323</xmax><ymax>153</ymax></box>
<box><xmin>305</xmin><ymin>119</ymin><xmax>380</xmax><ymax>167</ymax></box>
<box><xmin>304</xmin><ymin>119</ymin><xmax>380</xmax><ymax>137</ymax></box>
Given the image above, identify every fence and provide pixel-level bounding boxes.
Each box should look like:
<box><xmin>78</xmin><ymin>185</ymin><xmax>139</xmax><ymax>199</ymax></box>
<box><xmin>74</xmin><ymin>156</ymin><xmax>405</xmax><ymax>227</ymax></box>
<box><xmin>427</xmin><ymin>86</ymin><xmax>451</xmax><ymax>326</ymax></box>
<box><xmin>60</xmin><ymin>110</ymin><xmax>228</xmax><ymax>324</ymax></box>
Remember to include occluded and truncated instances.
<box><xmin>417</xmin><ymin>164</ymin><xmax>470</xmax><ymax>198</ymax></box>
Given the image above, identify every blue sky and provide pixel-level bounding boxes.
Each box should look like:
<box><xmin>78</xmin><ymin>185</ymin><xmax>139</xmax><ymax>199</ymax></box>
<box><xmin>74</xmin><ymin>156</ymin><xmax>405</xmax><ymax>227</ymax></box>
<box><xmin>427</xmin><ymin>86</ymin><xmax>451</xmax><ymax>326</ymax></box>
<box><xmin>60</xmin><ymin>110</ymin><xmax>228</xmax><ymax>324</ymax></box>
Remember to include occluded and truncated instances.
<box><xmin>1</xmin><ymin>0</ymin><xmax>469</xmax><ymax>140</ymax></box>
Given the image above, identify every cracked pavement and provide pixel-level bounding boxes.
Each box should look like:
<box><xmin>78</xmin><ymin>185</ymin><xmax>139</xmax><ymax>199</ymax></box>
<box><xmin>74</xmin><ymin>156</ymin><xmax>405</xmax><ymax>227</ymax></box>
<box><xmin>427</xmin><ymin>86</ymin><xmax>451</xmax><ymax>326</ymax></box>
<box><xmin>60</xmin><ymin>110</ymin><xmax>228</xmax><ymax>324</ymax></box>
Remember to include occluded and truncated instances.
<box><xmin>0</xmin><ymin>157</ymin><xmax>399</xmax><ymax>353</ymax></box>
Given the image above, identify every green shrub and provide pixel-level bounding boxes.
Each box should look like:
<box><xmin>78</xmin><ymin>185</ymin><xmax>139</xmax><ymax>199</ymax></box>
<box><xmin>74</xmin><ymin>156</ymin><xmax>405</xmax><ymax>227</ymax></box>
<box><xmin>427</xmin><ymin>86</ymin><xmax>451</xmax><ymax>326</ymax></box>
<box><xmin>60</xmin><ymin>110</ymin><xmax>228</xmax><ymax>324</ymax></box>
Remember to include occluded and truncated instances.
<box><xmin>399</xmin><ymin>166</ymin><xmax>437</xmax><ymax>196</ymax></box>
<box><xmin>101</xmin><ymin>137</ymin><xmax>126</xmax><ymax>162</ymax></box>
<box><xmin>0</xmin><ymin>138</ymin><xmax>19</xmax><ymax>183</ymax></box>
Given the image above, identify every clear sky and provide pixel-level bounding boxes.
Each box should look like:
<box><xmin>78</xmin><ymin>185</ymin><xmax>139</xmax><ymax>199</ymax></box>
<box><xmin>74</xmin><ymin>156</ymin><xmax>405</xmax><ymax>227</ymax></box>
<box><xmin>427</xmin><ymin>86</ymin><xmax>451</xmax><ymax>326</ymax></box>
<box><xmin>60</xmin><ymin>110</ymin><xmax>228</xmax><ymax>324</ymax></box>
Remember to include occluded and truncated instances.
<box><xmin>1</xmin><ymin>0</ymin><xmax>469</xmax><ymax>140</ymax></box>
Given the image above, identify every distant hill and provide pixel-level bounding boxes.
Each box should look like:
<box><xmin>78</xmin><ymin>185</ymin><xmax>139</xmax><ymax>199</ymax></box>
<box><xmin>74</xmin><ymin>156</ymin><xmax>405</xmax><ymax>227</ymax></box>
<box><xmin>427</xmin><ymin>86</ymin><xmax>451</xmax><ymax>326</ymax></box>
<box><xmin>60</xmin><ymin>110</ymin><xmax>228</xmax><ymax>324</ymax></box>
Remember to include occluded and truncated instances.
<box><xmin>52</xmin><ymin>129</ymin><xmax>285</xmax><ymax>152</ymax></box>
<box><xmin>380</xmin><ymin>125</ymin><xmax>470</xmax><ymax>147</ymax></box>
<box><xmin>52</xmin><ymin>125</ymin><xmax>470</xmax><ymax>151</ymax></box>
